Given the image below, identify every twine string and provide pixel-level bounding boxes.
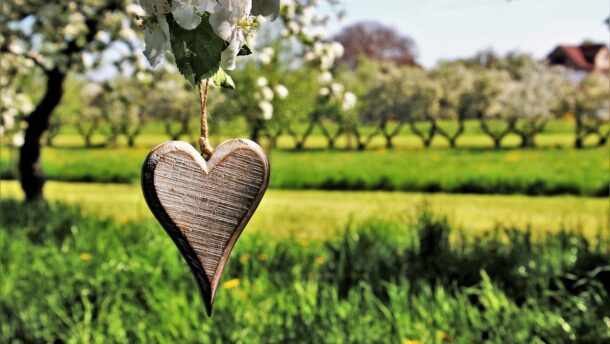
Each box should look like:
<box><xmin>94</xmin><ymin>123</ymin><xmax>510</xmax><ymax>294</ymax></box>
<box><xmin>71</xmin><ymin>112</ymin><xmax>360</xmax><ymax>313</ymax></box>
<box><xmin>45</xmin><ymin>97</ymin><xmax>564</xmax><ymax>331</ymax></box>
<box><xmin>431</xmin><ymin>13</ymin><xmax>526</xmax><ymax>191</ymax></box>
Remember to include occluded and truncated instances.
<box><xmin>198</xmin><ymin>79</ymin><xmax>214</xmax><ymax>158</ymax></box>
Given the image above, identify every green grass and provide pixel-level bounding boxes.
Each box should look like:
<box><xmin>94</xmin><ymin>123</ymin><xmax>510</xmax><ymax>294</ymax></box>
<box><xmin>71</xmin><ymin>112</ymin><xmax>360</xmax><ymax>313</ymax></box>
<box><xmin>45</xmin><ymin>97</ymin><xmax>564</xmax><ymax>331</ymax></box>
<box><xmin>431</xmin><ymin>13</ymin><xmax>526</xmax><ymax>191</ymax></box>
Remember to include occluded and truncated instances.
<box><xmin>2</xmin><ymin>142</ymin><xmax>607</xmax><ymax>197</ymax></box>
<box><xmin>1</xmin><ymin>200</ymin><xmax>609</xmax><ymax>342</ymax></box>
<box><xmin>1</xmin><ymin>181</ymin><xmax>607</xmax><ymax>238</ymax></box>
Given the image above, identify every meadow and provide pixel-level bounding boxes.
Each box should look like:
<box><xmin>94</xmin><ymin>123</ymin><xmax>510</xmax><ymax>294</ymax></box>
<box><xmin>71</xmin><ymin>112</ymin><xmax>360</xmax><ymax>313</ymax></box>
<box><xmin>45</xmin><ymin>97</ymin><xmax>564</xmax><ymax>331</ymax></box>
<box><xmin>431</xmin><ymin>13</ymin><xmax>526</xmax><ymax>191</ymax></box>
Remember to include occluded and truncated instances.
<box><xmin>2</xmin><ymin>119</ymin><xmax>608</xmax><ymax>342</ymax></box>
<box><xmin>1</xmin><ymin>181</ymin><xmax>608</xmax><ymax>238</ymax></box>
<box><xmin>1</xmin><ymin>200</ymin><xmax>609</xmax><ymax>343</ymax></box>
<box><xmin>2</xmin><ymin>121</ymin><xmax>608</xmax><ymax>197</ymax></box>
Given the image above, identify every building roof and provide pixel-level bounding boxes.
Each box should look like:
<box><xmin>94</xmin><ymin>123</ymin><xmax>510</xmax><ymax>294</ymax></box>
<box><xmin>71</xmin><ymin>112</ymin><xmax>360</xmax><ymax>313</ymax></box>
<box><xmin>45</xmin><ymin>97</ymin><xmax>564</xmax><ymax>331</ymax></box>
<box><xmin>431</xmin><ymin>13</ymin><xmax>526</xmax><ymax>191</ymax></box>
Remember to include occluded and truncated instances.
<box><xmin>548</xmin><ymin>44</ymin><xmax>608</xmax><ymax>72</ymax></box>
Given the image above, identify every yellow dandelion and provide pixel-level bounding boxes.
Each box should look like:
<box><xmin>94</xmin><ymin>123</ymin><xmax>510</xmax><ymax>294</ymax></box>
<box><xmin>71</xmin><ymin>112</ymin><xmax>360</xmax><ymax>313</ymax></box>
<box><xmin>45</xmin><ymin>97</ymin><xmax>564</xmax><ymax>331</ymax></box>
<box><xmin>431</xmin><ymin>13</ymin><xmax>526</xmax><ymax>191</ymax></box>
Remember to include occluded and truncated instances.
<box><xmin>257</xmin><ymin>254</ymin><xmax>268</xmax><ymax>261</ymax></box>
<box><xmin>403</xmin><ymin>340</ymin><xmax>420</xmax><ymax>344</ymax></box>
<box><xmin>314</xmin><ymin>257</ymin><xmax>326</xmax><ymax>266</ymax></box>
<box><xmin>239</xmin><ymin>253</ymin><xmax>251</xmax><ymax>264</ymax></box>
<box><xmin>223</xmin><ymin>278</ymin><xmax>240</xmax><ymax>289</ymax></box>
<box><xmin>80</xmin><ymin>253</ymin><xmax>92</xmax><ymax>262</ymax></box>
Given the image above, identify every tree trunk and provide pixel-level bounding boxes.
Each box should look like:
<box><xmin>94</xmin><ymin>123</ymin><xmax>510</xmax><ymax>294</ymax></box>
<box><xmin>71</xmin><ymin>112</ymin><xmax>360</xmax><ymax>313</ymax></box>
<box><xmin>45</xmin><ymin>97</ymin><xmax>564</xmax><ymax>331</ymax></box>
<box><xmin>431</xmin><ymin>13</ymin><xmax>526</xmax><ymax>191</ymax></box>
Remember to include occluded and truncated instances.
<box><xmin>493</xmin><ymin>137</ymin><xmax>502</xmax><ymax>149</ymax></box>
<box><xmin>127</xmin><ymin>135</ymin><xmax>136</xmax><ymax>147</ymax></box>
<box><xmin>384</xmin><ymin>135</ymin><xmax>393</xmax><ymax>149</ymax></box>
<box><xmin>519</xmin><ymin>134</ymin><xmax>536</xmax><ymax>148</ymax></box>
<box><xmin>19</xmin><ymin>68</ymin><xmax>66</xmax><ymax>201</ymax></box>
<box><xmin>598</xmin><ymin>135</ymin><xmax>608</xmax><ymax>147</ymax></box>
<box><xmin>448</xmin><ymin>138</ymin><xmax>457</xmax><ymax>148</ymax></box>
<box><xmin>84</xmin><ymin>134</ymin><xmax>93</xmax><ymax>148</ymax></box>
<box><xmin>250</xmin><ymin>119</ymin><xmax>264</xmax><ymax>143</ymax></box>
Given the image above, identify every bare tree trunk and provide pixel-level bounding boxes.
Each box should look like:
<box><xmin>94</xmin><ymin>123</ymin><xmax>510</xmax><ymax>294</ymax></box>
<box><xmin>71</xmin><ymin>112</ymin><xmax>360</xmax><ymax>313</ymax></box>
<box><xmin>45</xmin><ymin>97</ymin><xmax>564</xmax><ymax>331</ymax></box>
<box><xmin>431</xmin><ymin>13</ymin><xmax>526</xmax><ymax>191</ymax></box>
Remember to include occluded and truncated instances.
<box><xmin>514</xmin><ymin>120</ymin><xmax>546</xmax><ymax>148</ymax></box>
<box><xmin>287</xmin><ymin>121</ymin><xmax>316</xmax><ymax>150</ymax></box>
<box><xmin>436</xmin><ymin>120</ymin><xmax>464</xmax><ymax>149</ymax></box>
<box><xmin>249</xmin><ymin>119</ymin><xmax>265</xmax><ymax>143</ymax></box>
<box><xmin>409</xmin><ymin>117</ymin><xmax>437</xmax><ymax>149</ymax></box>
<box><xmin>380</xmin><ymin>120</ymin><xmax>404</xmax><ymax>149</ymax></box>
<box><xmin>480</xmin><ymin>117</ymin><xmax>514</xmax><ymax>149</ymax></box>
<box><xmin>19</xmin><ymin>68</ymin><xmax>66</xmax><ymax>201</ymax></box>
<box><xmin>352</xmin><ymin>124</ymin><xmax>380</xmax><ymax>151</ymax></box>
<box><xmin>318</xmin><ymin>121</ymin><xmax>343</xmax><ymax>149</ymax></box>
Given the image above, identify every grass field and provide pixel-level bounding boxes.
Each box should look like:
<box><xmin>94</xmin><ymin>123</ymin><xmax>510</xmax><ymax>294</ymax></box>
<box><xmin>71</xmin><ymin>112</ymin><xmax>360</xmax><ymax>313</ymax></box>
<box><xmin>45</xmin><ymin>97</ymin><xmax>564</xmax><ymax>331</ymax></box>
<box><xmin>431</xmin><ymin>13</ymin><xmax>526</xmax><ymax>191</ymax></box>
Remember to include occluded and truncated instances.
<box><xmin>1</xmin><ymin>200</ymin><xmax>609</xmax><ymax>342</ymax></box>
<box><xmin>2</xmin><ymin>139</ymin><xmax>607</xmax><ymax>196</ymax></box>
<box><xmin>1</xmin><ymin>181</ymin><xmax>607</xmax><ymax>238</ymax></box>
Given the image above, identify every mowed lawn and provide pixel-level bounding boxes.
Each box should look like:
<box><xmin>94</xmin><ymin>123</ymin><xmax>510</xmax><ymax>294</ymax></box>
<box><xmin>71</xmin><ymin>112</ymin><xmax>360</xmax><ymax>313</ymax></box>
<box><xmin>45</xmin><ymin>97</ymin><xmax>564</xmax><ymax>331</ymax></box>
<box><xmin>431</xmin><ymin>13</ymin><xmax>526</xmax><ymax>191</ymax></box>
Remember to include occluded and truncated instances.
<box><xmin>1</xmin><ymin>181</ymin><xmax>607</xmax><ymax>238</ymax></box>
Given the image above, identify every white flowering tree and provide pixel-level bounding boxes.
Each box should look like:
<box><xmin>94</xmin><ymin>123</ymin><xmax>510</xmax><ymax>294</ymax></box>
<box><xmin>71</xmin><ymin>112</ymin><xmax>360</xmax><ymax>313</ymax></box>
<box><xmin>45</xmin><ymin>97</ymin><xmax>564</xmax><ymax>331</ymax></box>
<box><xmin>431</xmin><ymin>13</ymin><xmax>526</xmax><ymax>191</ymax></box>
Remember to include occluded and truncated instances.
<box><xmin>496</xmin><ymin>63</ymin><xmax>566</xmax><ymax>148</ymax></box>
<box><xmin>145</xmin><ymin>72</ymin><xmax>200</xmax><ymax>141</ymax></box>
<box><xmin>467</xmin><ymin>69</ymin><xmax>513</xmax><ymax>149</ymax></box>
<box><xmin>348</xmin><ymin>59</ymin><xmax>414</xmax><ymax>149</ymax></box>
<box><xmin>316</xmin><ymin>76</ymin><xmax>357</xmax><ymax>148</ymax></box>
<box><xmin>563</xmin><ymin>72</ymin><xmax>610</xmax><ymax>148</ymax></box>
<box><xmin>403</xmin><ymin>75</ymin><xmax>442</xmax><ymax>148</ymax></box>
<box><xmin>430</xmin><ymin>63</ymin><xmax>475</xmax><ymax>148</ymax></box>
<box><xmin>74</xmin><ymin>82</ymin><xmax>105</xmax><ymax>147</ymax></box>
<box><xmin>1</xmin><ymin>0</ymin><xmax>146</xmax><ymax>200</ymax></box>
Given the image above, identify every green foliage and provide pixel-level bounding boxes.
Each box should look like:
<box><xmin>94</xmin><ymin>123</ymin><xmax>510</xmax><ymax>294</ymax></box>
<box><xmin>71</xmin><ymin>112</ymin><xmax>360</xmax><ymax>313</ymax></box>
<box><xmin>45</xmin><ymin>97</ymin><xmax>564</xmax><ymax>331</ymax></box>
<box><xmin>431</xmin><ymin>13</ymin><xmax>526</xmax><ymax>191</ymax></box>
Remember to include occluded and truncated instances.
<box><xmin>168</xmin><ymin>15</ymin><xmax>226</xmax><ymax>85</ymax></box>
<box><xmin>211</xmin><ymin>68</ymin><xmax>236</xmax><ymax>89</ymax></box>
<box><xmin>1</xmin><ymin>201</ymin><xmax>608</xmax><ymax>342</ymax></box>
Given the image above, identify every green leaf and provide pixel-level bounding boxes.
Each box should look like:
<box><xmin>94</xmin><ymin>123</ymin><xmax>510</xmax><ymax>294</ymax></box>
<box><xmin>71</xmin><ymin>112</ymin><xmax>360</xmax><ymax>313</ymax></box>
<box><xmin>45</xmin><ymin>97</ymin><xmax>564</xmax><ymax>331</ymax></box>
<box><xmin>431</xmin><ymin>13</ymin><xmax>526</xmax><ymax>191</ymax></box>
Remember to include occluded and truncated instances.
<box><xmin>168</xmin><ymin>14</ymin><xmax>226</xmax><ymax>85</ymax></box>
<box><xmin>238</xmin><ymin>44</ymin><xmax>252</xmax><ymax>56</ymax></box>
<box><xmin>211</xmin><ymin>68</ymin><xmax>236</xmax><ymax>89</ymax></box>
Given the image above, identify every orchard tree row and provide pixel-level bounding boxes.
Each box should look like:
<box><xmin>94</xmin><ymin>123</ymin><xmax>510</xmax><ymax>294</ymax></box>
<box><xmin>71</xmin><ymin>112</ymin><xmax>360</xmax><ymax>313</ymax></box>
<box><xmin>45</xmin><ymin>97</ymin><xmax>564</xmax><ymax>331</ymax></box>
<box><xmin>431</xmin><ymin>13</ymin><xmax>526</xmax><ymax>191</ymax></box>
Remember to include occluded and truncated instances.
<box><xmin>4</xmin><ymin>56</ymin><xmax>606</xmax><ymax>150</ymax></box>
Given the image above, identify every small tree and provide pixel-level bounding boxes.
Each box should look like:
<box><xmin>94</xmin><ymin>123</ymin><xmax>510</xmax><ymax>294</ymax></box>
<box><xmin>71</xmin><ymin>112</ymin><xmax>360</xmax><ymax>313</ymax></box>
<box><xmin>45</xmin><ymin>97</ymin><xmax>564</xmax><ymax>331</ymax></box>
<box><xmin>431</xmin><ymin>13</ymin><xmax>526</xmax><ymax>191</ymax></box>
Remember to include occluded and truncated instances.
<box><xmin>498</xmin><ymin>64</ymin><xmax>565</xmax><ymax>148</ymax></box>
<box><xmin>404</xmin><ymin>76</ymin><xmax>441</xmax><ymax>148</ymax></box>
<box><xmin>431</xmin><ymin>63</ymin><xmax>475</xmax><ymax>148</ymax></box>
<box><xmin>1</xmin><ymin>0</ymin><xmax>142</xmax><ymax>200</ymax></box>
<box><xmin>564</xmin><ymin>72</ymin><xmax>610</xmax><ymax>148</ymax></box>
<box><xmin>355</xmin><ymin>60</ymin><xmax>409</xmax><ymax>149</ymax></box>
<box><xmin>147</xmin><ymin>76</ymin><xmax>199</xmax><ymax>141</ymax></box>
<box><xmin>74</xmin><ymin>83</ymin><xmax>105</xmax><ymax>148</ymax></box>
<box><xmin>317</xmin><ymin>82</ymin><xmax>356</xmax><ymax>149</ymax></box>
<box><xmin>469</xmin><ymin>69</ymin><xmax>513</xmax><ymax>149</ymax></box>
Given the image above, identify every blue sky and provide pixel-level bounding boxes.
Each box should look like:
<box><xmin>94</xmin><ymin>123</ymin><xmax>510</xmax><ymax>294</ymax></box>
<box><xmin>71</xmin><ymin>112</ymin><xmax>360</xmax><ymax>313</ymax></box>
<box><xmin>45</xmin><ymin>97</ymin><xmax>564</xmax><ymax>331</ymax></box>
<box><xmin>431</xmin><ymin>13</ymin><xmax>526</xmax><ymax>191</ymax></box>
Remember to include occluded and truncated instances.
<box><xmin>327</xmin><ymin>0</ymin><xmax>609</xmax><ymax>67</ymax></box>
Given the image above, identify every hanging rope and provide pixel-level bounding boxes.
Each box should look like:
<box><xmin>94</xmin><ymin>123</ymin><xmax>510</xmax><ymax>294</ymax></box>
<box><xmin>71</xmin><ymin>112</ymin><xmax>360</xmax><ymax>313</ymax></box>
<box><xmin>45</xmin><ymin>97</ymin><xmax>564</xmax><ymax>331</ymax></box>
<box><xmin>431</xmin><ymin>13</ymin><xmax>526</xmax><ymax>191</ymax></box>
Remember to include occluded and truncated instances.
<box><xmin>198</xmin><ymin>78</ymin><xmax>214</xmax><ymax>159</ymax></box>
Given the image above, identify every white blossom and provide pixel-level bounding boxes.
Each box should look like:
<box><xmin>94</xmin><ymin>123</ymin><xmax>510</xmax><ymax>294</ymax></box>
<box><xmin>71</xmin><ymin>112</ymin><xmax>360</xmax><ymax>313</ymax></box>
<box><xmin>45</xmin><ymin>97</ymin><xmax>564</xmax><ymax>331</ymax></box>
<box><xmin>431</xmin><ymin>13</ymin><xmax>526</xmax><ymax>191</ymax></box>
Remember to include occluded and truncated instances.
<box><xmin>256</xmin><ymin>76</ymin><xmax>268</xmax><ymax>87</ymax></box>
<box><xmin>318</xmin><ymin>71</ymin><xmax>332</xmax><ymax>84</ymax></box>
<box><xmin>259</xmin><ymin>101</ymin><xmax>273</xmax><ymax>120</ymax></box>
<box><xmin>172</xmin><ymin>0</ymin><xmax>217</xmax><ymax>30</ymax></box>
<box><xmin>275</xmin><ymin>84</ymin><xmax>289</xmax><ymax>99</ymax></box>
<box><xmin>342</xmin><ymin>91</ymin><xmax>357</xmax><ymax>111</ymax></box>
<box><xmin>209</xmin><ymin>0</ymin><xmax>254</xmax><ymax>70</ymax></box>
<box><xmin>12</xmin><ymin>133</ymin><xmax>24</xmax><ymax>147</ymax></box>
<box><xmin>260</xmin><ymin>86</ymin><xmax>274</xmax><ymax>101</ymax></box>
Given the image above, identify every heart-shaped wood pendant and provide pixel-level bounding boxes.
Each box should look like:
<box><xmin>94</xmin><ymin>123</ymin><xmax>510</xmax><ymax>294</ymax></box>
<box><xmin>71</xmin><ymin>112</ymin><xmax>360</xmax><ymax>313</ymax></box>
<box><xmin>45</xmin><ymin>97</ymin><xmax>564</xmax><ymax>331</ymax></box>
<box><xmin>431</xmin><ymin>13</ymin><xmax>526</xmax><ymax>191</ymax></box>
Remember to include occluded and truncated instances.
<box><xmin>141</xmin><ymin>139</ymin><xmax>270</xmax><ymax>316</ymax></box>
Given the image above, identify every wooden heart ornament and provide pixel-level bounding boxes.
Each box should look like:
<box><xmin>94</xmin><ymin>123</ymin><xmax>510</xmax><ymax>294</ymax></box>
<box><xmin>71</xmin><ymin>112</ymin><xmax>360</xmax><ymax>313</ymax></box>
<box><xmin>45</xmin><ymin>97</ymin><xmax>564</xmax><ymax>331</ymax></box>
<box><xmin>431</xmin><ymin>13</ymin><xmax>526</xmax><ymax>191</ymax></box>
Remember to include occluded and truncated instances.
<box><xmin>141</xmin><ymin>139</ymin><xmax>270</xmax><ymax>316</ymax></box>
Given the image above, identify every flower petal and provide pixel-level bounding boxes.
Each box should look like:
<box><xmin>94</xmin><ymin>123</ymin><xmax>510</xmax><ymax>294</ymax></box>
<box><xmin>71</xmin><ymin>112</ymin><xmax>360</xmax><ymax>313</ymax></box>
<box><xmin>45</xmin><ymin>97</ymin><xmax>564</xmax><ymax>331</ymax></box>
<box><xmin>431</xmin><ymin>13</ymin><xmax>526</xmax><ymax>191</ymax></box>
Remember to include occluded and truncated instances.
<box><xmin>143</xmin><ymin>15</ymin><xmax>170</xmax><ymax>67</ymax></box>
<box><xmin>172</xmin><ymin>0</ymin><xmax>202</xmax><ymax>30</ymax></box>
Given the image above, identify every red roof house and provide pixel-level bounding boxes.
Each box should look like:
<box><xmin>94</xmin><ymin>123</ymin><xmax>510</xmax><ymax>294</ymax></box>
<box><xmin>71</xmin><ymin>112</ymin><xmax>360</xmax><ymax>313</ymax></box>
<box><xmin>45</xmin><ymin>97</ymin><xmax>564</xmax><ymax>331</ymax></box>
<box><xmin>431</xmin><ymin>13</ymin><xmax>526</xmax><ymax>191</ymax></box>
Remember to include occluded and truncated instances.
<box><xmin>547</xmin><ymin>44</ymin><xmax>609</xmax><ymax>73</ymax></box>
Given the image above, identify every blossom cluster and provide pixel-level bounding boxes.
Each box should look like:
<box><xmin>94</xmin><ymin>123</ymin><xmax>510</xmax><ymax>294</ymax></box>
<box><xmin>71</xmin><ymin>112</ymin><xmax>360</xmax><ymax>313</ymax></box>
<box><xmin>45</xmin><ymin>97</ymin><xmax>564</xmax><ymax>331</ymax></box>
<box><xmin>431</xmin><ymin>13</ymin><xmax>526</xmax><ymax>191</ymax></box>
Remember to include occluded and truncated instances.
<box><xmin>254</xmin><ymin>76</ymin><xmax>288</xmax><ymax>120</ymax></box>
<box><xmin>136</xmin><ymin>0</ymin><xmax>278</xmax><ymax>71</ymax></box>
<box><xmin>0</xmin><ymin>55</ymin><xmax>34</xmax><ymax>146</ymax></box>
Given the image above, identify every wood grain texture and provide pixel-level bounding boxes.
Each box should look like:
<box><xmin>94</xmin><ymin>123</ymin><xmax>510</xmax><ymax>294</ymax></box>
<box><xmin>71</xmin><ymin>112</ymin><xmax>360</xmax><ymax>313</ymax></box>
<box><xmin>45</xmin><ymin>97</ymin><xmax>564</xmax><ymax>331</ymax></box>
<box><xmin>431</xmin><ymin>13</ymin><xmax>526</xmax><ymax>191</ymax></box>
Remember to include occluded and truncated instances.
<box><xmin>141</xmin><ymin>139</ymin><xmax>270</xmax><ymax>316</ymax></box>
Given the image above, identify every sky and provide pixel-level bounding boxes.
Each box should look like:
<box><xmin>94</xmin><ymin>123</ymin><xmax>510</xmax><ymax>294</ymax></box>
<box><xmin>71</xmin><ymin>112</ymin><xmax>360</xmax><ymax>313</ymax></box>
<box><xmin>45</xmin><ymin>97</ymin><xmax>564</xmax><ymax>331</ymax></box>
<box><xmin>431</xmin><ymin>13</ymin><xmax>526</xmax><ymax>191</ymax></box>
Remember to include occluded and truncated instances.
<box><xmin>327</xmin><ymin>0</ymin><xmax>609</xmax><ymax>68</ymax></box>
